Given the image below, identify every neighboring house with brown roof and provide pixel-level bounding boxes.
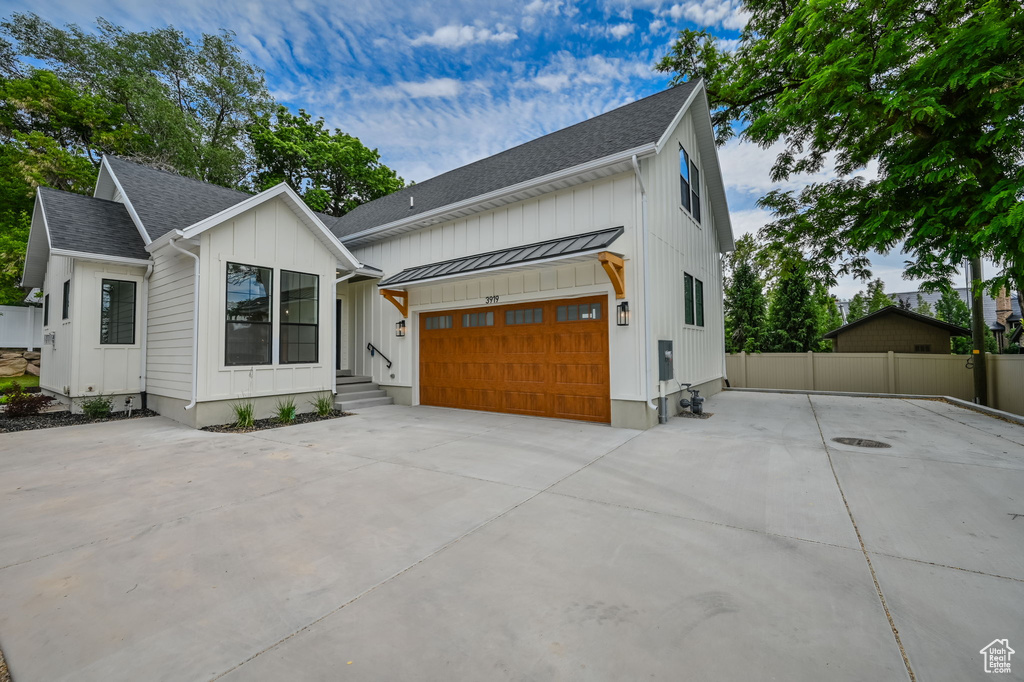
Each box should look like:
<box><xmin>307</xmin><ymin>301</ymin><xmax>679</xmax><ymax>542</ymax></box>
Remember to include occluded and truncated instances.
<box><xmin>20</xmin><ymin>81</ymin><xmax>734</xmax><ymax>429</ymax></box>
<box><xmin>823</xmin><ymin>306</ymin><xmax>970</xmax><ymax>353</ymax></box>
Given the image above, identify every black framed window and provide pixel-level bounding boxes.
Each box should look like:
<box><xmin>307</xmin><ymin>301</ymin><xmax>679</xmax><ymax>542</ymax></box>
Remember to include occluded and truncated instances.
<box><xmin>43</xmin><ymin>294</ymin><xmax>49</xmax><ymax>326</ymax></box>
<box><xmin>690</xmin><ymin>161</ymin><xmax>701</xmax><ymax>223</ymax></box>
<box><xmin>684</xmin><ymin>273</ymin><xmax>695</xmax><ymax>325</ymax></box>
<box><xmin>505</xmin><ymin>308</ymin><xmax>543</xmax><ymax>325</ymax></box>
<box><xmin>679</xmin><ymin>146</ymin><xmax>691</xmax><ymax>211</ymax></box>
<box><xmin>226</xmin><ymin>262</ymin><xmax>272</xmax><ymax>366</ymax></box>
<box><xmin>280</xmin><ymin>270</ymin><xmax>319</xmax><ymax>364</ymax></box>
<box><xmin>100</xmin><ymin>279</ymin><xmax>136</xmax><ymax>344</ymax></box>
<box><xmin>62</xmin><ymin>280</ymin><xmax>70</xmax><ymax>319</ymax></box>
<box><xmin>695</xmin><ymin>278</ymin><xmax>705</xmax><ymax>327</ymax></box>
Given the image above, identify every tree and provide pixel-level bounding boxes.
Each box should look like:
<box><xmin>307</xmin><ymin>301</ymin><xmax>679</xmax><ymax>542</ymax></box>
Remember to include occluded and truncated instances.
<box><xmin>763</xmin><ymin>260</ymin><xmax>819</xmax><ymax>352</ymax></box>
<box><xmin>866</xmin><ymin>279</ymin><xmax>895</xmax><ymax>313</ymax></box>
<box><xmin>934</xmin><ymin>286</ymin><xmax>984</xmax><ymax>353</ymax></box>
<box><xmin>816</xmin><ymin>286</ymin><xmax>844</xmax><ymax>350</ymax></box>
<box><xmin>847</xmin><ymin>293</ymin><xmax>867</xmax><ymax>323</ymax></box>
<box><xmin>248</xmin><ymin>106</ymin><xmax>403</xmax><ymax>217</ymax></box>
<box><xmin>2</xmin><ymin>13</ymin><xmax>271</xmax><ymax>186</ymax></box>
<box><xmin>656</xmin><ymin>0</ymin><xmax>1024</xmax><ymax>298</ymax></box>
<box><xmin>724</xmin><ymin>253</ymin><xmax>767</xmax><ymax>352</ymax></box>
<box><xmin>914</xmin><ymin>295</ymin><xmax>934</xmax><ymax>317</ymax></box>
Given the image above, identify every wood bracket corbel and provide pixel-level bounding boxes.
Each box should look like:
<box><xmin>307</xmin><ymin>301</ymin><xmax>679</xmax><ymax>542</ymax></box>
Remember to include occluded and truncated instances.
<box><xmin>598</xmin><ymin>252</ymin><xmax>626</xmax><ymax>299</ymax></box>
<box><xmin>380</xmin><ymin>289</ymin><xmax>409</xmax><ymax>317</ymax></box>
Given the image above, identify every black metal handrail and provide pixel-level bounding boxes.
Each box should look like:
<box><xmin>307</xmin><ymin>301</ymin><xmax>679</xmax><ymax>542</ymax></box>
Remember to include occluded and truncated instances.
<box><xmin>366</xmin><ymin>342</ymin><xmax>392</xmax><ymax>369</ymax></box>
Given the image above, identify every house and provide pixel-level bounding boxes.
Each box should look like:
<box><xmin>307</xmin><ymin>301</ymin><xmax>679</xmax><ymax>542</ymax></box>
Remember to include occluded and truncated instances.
<box><xmin>823</xmin><ymin>306</ymin><xmax>970</xmax><ymax>353</ymax></box>
<box><xmin>20</xmin><ymin>80</ymin><xmax>734</xmax><ymax>429</ymax></box>
<box><xmin>839</xmin><ymin>288</ymin><xmax>1022</xmax><ymax>325</ymax></box>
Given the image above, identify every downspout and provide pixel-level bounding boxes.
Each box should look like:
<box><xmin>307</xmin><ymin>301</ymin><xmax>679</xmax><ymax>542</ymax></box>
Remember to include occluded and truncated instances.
<box><xmin>632</xmin><ymin>155</ymin><xmax>659</xmax><ymax>412</ymax></box>
<box><xmin>168</xmin><ymin>236</ymin><xmax>200</xmax><ymax>410</ymax></box>
<box><xmin>332</xmin><ymin>271</ymin><xmax>357</xmax><ymax>395</ymax></box>
<box><xmin>138</xmin><ymin>262</ymin><xmax>154</xmax><ymax>409</ymax></box>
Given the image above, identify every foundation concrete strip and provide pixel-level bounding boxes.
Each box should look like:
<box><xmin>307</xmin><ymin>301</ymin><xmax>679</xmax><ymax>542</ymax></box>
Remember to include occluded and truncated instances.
<box><xmin>724</xmin><ymin>387</ymin><xmax>1024</xmax><ymax>427</ymax></box>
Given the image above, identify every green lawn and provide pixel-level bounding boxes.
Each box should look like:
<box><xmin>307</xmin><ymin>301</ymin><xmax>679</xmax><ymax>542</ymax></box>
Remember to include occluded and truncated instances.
<box><xmin>0</xmin><ymin>375</ymin><xmax>40</xmax><ymax>391</ymax></box>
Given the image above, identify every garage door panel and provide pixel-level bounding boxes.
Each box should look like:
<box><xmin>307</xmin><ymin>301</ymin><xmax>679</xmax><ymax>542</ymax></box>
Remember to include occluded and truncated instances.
<box><xmin>419</xmin><ymin>295</ymin><xmax>610</xmax><ymax>423</ymax></box>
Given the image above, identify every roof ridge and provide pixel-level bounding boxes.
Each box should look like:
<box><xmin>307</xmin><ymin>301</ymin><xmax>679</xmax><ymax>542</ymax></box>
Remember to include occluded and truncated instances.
<box><xmin>38</xmin><ymin>186</ymin><xmax>128</xmax><ymax>206</ymax></box>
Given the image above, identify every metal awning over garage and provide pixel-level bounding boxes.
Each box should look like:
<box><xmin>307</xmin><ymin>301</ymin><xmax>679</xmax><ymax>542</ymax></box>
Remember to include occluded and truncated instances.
<box><xmin>378</xmin><ymin>226</ymin><xmax>624</xmax><ymax>288</ymax></box>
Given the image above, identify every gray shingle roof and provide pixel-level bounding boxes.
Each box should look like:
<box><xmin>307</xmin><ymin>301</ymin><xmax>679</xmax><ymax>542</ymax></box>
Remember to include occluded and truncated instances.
<box><xmin>379</xmin><ymin>226</ymin><xmax>624</xmax><ymax>287</ymax></box>
<box><xmin>823</xmin><ymin>305</ymin><xmax>971</xmax><ymax>339</ymax></box>
<box><xmin>332</xmin><ymin>82</ymin><xmax>700</xmax><ymax>240</ymax></box>
<box><xmin>38</xmin><ymin>187</ymin><xmax>149</xmax><ymax>260</ymax></box>
<box><xmin>105</xmin><ymin>156</ymin><xmax>254</xmax><ymax>241</ymax></box>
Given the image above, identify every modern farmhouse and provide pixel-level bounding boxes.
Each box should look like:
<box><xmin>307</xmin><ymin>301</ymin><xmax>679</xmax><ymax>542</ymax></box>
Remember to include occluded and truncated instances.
<box><xmin>20</xmin><ymin>80</ymin><xmax>734</xmax><ymax>429</ymax></box>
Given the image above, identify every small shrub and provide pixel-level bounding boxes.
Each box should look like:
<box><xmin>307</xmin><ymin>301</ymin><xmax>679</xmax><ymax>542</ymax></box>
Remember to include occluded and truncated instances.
<box><xmin>5</xmin><ymin>388</ymin><xmax>53</xmax><ymax>417</ymax></box>
<box><xmin>2</xmin><ymin>380</ymin><xmax>22</xmax><ymax>396</ymax></box>
<box><xmin>310</xmin><ymin>392</ymin><xmax>334</xmax><ymax>417</ymax></box>
<box><xmin>232</xmin><ymin>400</ymin><xmax>255</xmax><ymax>429</ymax></box>
<box><xmin>81</xmin><ymin>394</ymin><xmax>113</xmax><ymax>419</ymax></box>
<box><xmin>275</xmin><ymin>396</ymin><xmax>297</xmax><ymax>423</ymax></box>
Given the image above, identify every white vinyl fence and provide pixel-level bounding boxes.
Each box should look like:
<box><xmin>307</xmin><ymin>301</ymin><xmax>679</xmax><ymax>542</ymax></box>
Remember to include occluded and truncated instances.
<box><xmin>0</xmin><ymin>305</ymin><xmax>42</xmax><ymax>349</ymax></box>
<box><xmin>726</xmin><ymin>352</ymin><xmax>1024</xmax><ymax>418</ymax></box>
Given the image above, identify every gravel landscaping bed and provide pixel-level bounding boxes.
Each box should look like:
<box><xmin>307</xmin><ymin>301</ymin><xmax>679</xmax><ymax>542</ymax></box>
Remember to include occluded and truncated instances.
<box><xmin>202</xmin><ymin>410</ymin><xmax>349</xmax><ymax>433</ymax></box>
<box><xmin>0</xmin><ymin>409</ymin><xmax>159</xmax><ymax>433</ymax></box>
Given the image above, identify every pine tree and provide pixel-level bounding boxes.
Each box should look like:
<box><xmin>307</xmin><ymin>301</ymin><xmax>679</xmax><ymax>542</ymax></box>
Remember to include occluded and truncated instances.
<box><xmin>935</xmin><ymin>287</ymin><xmax>975</xmax><ymax>354</ymax></box>
<box><xmin>847</xmin><ymin>293</ymin><xmax>867</xmax><ymax>323</ymax></box>
<box><xmin>913</xmin><ymin>295</ymin><xmax>933</xmax><ymax>317</ymax></box>
<box><xmin>724</xmin><ymin>257</ymin><xmax>767</xmax><ymax>353</ymax></box>
<box><xmin>764</xmin><ymin>261</ymin><xmax>819</xmax><ymax>352</ymax></box>
<box><xmin>816</xmin><ymin>286</ymin><xmax>844</xmax><ymax>351</ymax></box>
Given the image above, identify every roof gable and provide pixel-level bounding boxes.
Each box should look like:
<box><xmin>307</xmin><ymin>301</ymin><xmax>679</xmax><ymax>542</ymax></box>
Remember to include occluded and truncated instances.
<box><xmin>823</xmin><ymin>305</ymin><xmax>971</xmax><ymax>338</ymax></box>
<box><xmin>332</xmin><ymin>81</ymin><xmax>701</xmax><ymax>243</ymax></box>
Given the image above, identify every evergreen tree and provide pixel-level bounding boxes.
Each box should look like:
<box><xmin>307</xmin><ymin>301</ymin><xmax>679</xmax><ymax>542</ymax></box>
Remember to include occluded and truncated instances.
<box><xmin>935</xmin><ymin>287</ymin><xmax>979</xmax><ymax>354</ymax></box>
<box><xmin>816</xmin><ymin>286</ymin><xmax>844</xmax><ymax>351</ymax></box>
<box><xmin>764</xmin><ymin>260</ymin><xmax>819</xmax><ymax>352</ymax></box>
<box><xmin>724</xmin><ymin>256</ymin><xmax>766</xmax><ymax>353</ymax></box>
<box><xmin>866</xmin><ymin>279</ymin><xmax>895</xmax><ymax>313</ymax></box>
<box><xmin>914</xmin><ymin>295</ymin><xmax>934</xmax><ymax>317</ymax></box>
<box><xmin>847</xmin><ymin>293</ymin><xmax>867</xmax><ymax>323</ymax></box>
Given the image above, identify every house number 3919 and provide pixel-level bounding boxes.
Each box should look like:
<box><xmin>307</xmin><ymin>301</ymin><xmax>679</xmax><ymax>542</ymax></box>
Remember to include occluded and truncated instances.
<box><xmin>485</xmin><ymin>295</ymin><xmax>500</xmax><ymax>304</ymax></box>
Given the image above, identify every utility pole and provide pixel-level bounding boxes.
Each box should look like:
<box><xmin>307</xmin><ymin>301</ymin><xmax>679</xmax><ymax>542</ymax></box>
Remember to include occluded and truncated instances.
<box><xmin>969</xmin><ymin>257</ymin><xmax>988</xmax><ymax>405</ymax></box>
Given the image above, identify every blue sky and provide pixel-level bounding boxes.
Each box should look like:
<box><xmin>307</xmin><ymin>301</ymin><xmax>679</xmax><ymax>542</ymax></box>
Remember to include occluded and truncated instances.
<box><xmin>2</xmin><ymin>0</ymin><xmax>950</xmax><ymax>298</ymax></box>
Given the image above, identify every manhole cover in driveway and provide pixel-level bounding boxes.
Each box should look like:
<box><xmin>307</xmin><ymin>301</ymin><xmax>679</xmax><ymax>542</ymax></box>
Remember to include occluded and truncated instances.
<box><xmin>832</xmin><ymin>437</ymin><xmax>891</xmax><ymax>449</ymax></box>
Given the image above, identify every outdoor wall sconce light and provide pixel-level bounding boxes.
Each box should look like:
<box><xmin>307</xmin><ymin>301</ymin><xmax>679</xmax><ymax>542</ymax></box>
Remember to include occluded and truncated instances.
<box><xmin>616</xmin><ymin>301</ymin><xmax>630</xmax><ymax>326</ymax></box>
<box><xmin>395</xmin><ymin>320</ymin><xmax>406</xmax><ymax>337</ymax></box>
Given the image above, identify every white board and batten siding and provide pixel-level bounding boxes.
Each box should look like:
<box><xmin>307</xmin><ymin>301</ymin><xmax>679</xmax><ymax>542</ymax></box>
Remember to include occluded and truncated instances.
<box><xmin>41</xmin><ymin>255</ymin><xmax>147</xmax><ymax>397</ymax></box>
<box><xmin>194</xmin><ymin>197</ymin><xmax>336</xmax><ymax>402</ymax></box>
<box><xmin>644</xmin><ymin>107</ymin><xmax>726</xmax><ymax>388</ymax></box>
<box><xmin>146</xmin><ymin>248</ymin><xmax>195</xmax><ymax>401</ymax></box>
<box><xmin>346</xmin><ymin>172</ymin><xmax>648</xmax><ymax>401</ymax></box>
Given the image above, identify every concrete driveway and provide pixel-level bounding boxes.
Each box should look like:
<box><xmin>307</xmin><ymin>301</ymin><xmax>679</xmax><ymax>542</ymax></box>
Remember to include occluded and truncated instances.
<box><xmin>1</xmin><ymin>392</ymin><xmax>1022</xmax><ymax>681</ymax></box>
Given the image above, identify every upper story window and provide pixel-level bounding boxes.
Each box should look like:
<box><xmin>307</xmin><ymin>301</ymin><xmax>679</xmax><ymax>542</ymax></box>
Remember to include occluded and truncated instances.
<box><xmin>43</xmin><ymin>294</ymin><xmax>49</xmax><ymax>326</ymax></box>
<box><xmin>62</xmin><ymin>280</ymin><xmax>70</xmax><ymax>320</ymax></box>
<box><xmin>100</xmin><ymin>279</ymin><xmax>136</xmax><ymax>344</ymax></box>
<box><xmin>280</xmin><ymin>270</ymin><xmax>319</xmax><ymax>364</ymax></box>
<box><xmin>225</xmin><ymin>262</ymin><xmax>272</xmax><ymax>366</ymax></box>
<box><xmin>679</xmin><ymin>146</ymin><xmax>691</xmax><ymax>212</ymax></box>
<box><xmin>690</xmin><ymin>161</ymin><xmax>701</xmax><ymax>224</ymax></box>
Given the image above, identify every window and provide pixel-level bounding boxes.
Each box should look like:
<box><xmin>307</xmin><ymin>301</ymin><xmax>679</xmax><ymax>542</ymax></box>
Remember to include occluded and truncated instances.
<box><xmin>679</xmin><ymin>146</ymin><xmax>691</xmax><ymax>211</ymax></box>
<box><xmin>695</xmin><ymin>278</ymin><xmax>705</xmax><ymax>327</ymax></box>
<box><xmin>690</xmin><ymin>161</ymin><xmax>701</xmax><ymax>224</ymax></box>
<box><xmin>425</xmin><ymin>315</ymin><xmax>452</xmax><ymax>330</ymax></box>
<box><xmin>225</xmin><ymin>262</ymin><xmax>272</xmax><ymax>366</ymax></box>
<box><xmin>62</xmin><ymin>280</ymin><xmax>70</xmax><ymax>320</ymax></box>
<box><xmin>280</xmin><ymin>270</ymin><xmax>318</xmax><ymax>364</ymax></box>
<box><xmin>557</xmin><ymin>302</ymin><xmax>602</xmax><ymax>321</ymax></box>
<box><xmin>43</xmin><ymin>294</ymin><xmax>49</xmax><ymax>326</ymax></box>
<box><xmin>684</xmin><ymin>274</ymin><xmax>694</xmax><ymax>325</ymax></box>
<box><xmin>462</xmin><ymin>311</ymin><xmax>494</xmax><ymax>328</ymax></box>
<box><xmin>506</xmin><ymin>308</ymin><xmax>543</xmax><ymax>325</ymax></box>
<box><xmin>100</xmin><ymin>279</ymin><xmax>136</xmax><ymax>344</ymax></box>
<box><xmin>914</xmin><ymin>344</ymin><xmax>931</xmax><ymax>353</ymax></box>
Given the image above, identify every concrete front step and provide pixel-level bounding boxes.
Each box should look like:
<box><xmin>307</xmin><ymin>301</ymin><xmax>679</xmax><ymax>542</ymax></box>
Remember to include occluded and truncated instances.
<box><xmin>336</xmin><ymin>369</ymin><xmax>354</xmax><ymax>377</ymax></box>
<box><xmin>336</xmin><ymin>375</ymin><xmax>373</xmax><ymax>385</ymax></box>
<box><xmin>336</xmin><ymin>396</ymin><xmax>394</xmax><ymax>411</ymax></box>
<box><xmin>336</xmin><ymin>381</ymin><xmax>380</xmax><ymax>394</ymax></box>
<box><xmin>337</xmin><ymin>389</ymin><xmax>389</xmax><ymax>402</ymax></box>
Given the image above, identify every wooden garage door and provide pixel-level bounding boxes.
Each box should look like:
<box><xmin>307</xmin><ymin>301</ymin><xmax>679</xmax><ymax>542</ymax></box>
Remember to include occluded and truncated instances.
<box><xmin>419</xmin><ymin>295</ymin><xmax>610</xmax><ymax>423</ymax></box>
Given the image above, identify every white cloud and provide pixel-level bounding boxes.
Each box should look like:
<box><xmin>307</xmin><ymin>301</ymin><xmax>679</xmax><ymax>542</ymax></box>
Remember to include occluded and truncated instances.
<box><xmin>649</xmin><ymin>18</ymin><xmax>667</xmax><ymax>33</ymax></box>
<box><xmin>409</xmin><ymin>24</ymin><xmax>518</xmax><ymax>49</ymax></box>
<box><xmin>396</xmin><ymin>78</ymin><xmax>463</xmax><ymax>99</ymax></box>
<box><xmin>728</xmin><ymin>207</ymin><xmax>773</xmax><ymax>238</ymax></box>
<box><xmin>718</xmin><ymin>139</ymin><xmax>879</xmax><ymax>198</ymax></box>
<box><xmin>534</xmin><ymin>73</ymin><xmax>572</xmax><ymax>92</ymax></box>
<box><xmin>607</xmin><ymin>23</ymin><xmax>636</xmax><ymax>39</ymax></box>
<box><xmin>663</xmin><ymin>0</ymin><xmax>749</xmax><ymax>30</ymax></box>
